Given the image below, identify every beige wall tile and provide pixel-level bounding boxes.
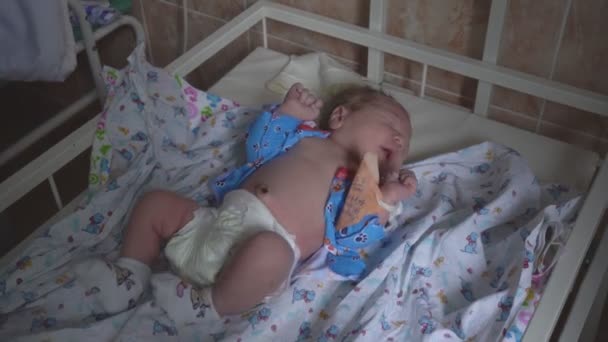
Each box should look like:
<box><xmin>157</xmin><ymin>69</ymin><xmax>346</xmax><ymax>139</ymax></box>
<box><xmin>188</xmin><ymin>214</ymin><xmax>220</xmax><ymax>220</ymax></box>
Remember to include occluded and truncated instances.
<box><xmin>386</xmin><ymin>0</ymin><xmax>489</xmax><ymax>57</ymax></box>
<box><xmin>383</xmin><ymin>72</ymin><xmax>420</xmax><ymax>95</ymax></box>
<box><xmin>491</xmin><ymin>0</ymin><xmax>569</xmax><ymax>117</ymax></box>
<box><xmin>251</xmin><ymin>30</ymin><xmax>313</xmax><ymax>56</ymax></box>
<box><xmin>130</xmin><ymin>0</ymin><xmax>146</xmax><ymax>27</ymax></box>
<box><xmin>264</xmin><ymin>20</ymin><xmax>367</xmax><ymax>65</ymax></box>
<box><xmin>539</xmin><ymin>121</ymin><xmax>608</xmax><ymax>155</ymax></box>
<box><xmin>189</xmin><ymin>0</ymin><xmax>244</xmax><ymax>20</ymax></box>
<box><xmin>144</xmin><ymin>0</ymin><xmax>181</xmax><ymax>66</ymax></box>
<box><xmin>131</xmin><ymin>0</ymin><xmax>153</xmax><ymax>61</ymax></box>
<box><xmin>269</xmin><ymin>0</ymin><xmax>369</xmax><ymax>26</ymax></box>
<box><xmin>250</xmin><ymin>31</ymin><xmax>364</xmax><ymax>74</ymax></box>
<box><xmin>385</xmin><ymin>0</ymin><xmax>489</xmax><ymax>103</ymax></box>
<box><xmin>384</xmin><ymin>54</ymin><xmax>422</xmax><ymax>85</ymax></box>
<box><xmin>553</xmin><ymin>0</ymin><xmax>608</xmax><ymax>95</ymax></box>
<box><xmin>498</xmin><ymin>0</ymin><xmax>569</xmax><ymax>76</ymax></box>
<box><xmin>542</xmin><ymin>102</ymin><xmax>608</xmax><ymax>139</ymax></box>
<box><xmin>488</xmin><ymin>106</ymin><xmax>537</xmax><ymax>133</ymax></box>
<box><xmin>426</xmin><ymin>87</ymin><xmax>474</xmax><ymax>109</ymax></box>
<box><xmin>491</xmin><ymin>86</ymin><xmax>542</xmax><ymax>118</ymax></box>
<box><xmin>186</xmin><ymin>34</ymin><xmax>251</xmax><ymax>90</ymax></box>
<box><xmin>426</xmin><ymin>67</ymin><xmax>477</xmax><ymax>102</ymax></box>
<box><xmin>180</xmin><ymin>5</ymin><xmax>253</xmax><ymax>89</ymax></box>
<box><xmin>249</xmin><ymin>0</ymin><xmax>369</xmax><ymax>66</ymax></box>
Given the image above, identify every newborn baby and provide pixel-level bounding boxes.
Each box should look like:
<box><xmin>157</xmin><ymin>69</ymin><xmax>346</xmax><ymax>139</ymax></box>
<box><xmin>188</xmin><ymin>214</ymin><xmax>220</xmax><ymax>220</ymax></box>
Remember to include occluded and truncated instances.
<box><xmin>73</xmin><ymin>83</ymin><xmax>416</xmax><ymax>322</ymax></box>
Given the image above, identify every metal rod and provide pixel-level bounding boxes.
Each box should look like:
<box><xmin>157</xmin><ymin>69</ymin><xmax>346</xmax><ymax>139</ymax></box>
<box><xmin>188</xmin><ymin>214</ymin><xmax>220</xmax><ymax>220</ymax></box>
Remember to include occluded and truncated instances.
<box><xmin>263</xmin><ymin>17</ymin><xmax>268</xmax><ymax>48</ymax></box>
<box><xmin>523</xmin><ymin>156</ymin><xmax>608</xmax><ymax>342</ymax></box>
<box><xmin>366</xmin><ymin>0</ymin><xmax>386</xmax><ymax>84</ymax></box>
<box><xmin>48</xmin><ymin>175</ymin><xmax>64</xmax><ymax>210</ymax></box>
<box><xmin>473</xmin><ymin>0</ymin><xmax>508</xmax><ymax>116</ymax></box>
<box><xmin>420</xmin><ymin>64</ymin><xmax>428</xmax><ymax>98</ymax></box>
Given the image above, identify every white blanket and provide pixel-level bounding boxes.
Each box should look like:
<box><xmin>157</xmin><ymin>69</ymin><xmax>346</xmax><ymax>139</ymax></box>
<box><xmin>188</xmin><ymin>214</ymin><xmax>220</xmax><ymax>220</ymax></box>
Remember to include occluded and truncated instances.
<box><xmin>0</xmin><ymin>46</ymin><xmax>580</xmax><ymax>342</ymax></box>
<box><xmin>0</xmin><ymin>0</ymin><xmax>76</xmax><ymax>81</ymax></box>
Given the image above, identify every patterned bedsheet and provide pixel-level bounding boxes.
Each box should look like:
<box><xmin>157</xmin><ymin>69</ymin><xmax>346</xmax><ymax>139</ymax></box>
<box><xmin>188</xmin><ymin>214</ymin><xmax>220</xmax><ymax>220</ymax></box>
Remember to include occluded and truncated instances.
<box><xmin>0</xmin><ymin>45</ymin><xmax>580</xmax><ymax>342</ymax></box>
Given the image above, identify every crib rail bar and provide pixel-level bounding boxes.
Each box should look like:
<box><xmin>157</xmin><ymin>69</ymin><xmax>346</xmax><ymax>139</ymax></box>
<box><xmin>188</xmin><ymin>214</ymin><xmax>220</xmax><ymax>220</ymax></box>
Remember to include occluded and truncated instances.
<box><xmin>366</xmin><ymin>0</ymin><xmax>386</xmax><ymax>84</ymax></box>
<box><xmin>74</xmin><ymin>15</ymin><xmax>146</xmax><ymax>55</ymax></box>
<box><xmin>0</xmin><ymin>91</ymin><xmax>97</xmax><ymax>167</ymax></box>
<box><xmin>166</xmin><ymin>1</ymin><xmax>266</xmax><ymax>77</ymax></box>
<box><xmin>0</xmin><ymin>116</ymin><xmax>98</xmax><ymax>214</ymax></box>
<box><xmin>523</xmin><ymin>156</ymin><xmax>608</xmax><ymax>342</ymax></box>
<box><xmin>473</xmin><ymin>0</ymin><xmax>507</xmax><ymax>116</ymax></box>
<box><xmin>48</xmin><ymin>175</ymin><xmax>64</xmax><ymax>210</ymax></box>
<box><xmin>263</xmin><ymin>2</ymin><xmax>608</xmax><ymax>117</ymax></box>
<box><xmin>560</xmin><ymin>218</ymin><xmax>608</xmax><ymax>341</ymax></box>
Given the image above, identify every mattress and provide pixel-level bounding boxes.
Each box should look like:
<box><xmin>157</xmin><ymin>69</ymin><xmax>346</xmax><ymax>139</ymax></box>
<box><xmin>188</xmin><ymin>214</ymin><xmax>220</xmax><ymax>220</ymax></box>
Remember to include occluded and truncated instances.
<box><xmin>209</xmin><ymin>47</ymin><xmax>599</xmax><ymax>192</ymax></box>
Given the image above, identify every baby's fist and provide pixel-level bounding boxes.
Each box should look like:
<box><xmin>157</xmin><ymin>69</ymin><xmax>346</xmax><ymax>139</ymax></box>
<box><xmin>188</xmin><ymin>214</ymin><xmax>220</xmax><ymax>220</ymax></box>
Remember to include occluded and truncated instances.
<box><xmin>380</xmin><ymin>169</ymin><xmax>417</xmax><ymax>205</ymax></box>
<box><xmin>276</xmin><ymin>83</ymin><xmax>322</xmax><ymax>121</ymax></box>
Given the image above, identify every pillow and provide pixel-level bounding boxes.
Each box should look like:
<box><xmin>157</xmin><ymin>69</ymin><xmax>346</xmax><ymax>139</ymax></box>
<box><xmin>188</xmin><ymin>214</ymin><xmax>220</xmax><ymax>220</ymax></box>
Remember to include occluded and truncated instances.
<box><xmin>265</xmin><ymin>52</ymin><xmax>368</xmax><ymax>101</ymax></box>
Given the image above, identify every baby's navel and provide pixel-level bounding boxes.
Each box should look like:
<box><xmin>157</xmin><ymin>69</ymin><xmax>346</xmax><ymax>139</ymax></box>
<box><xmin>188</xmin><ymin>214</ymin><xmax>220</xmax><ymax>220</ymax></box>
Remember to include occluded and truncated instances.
<box><xmin>254</xmin><ymin>183</ymin><xmax>270</xmax><ymax>196</ymax></box>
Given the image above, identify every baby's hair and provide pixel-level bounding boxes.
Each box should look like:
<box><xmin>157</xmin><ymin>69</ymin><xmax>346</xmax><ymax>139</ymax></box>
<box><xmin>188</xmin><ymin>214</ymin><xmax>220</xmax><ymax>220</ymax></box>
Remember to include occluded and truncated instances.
<box><xmin>318</xmin><ymin>85</ymin><xmax>402</xmax><ymax>129</ymax></box>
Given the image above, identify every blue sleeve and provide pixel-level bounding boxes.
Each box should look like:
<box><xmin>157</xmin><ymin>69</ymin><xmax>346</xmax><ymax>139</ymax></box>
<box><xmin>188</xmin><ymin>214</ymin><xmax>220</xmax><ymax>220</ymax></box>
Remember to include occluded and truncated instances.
<box><xmin>245</xmin><ymin>110</ymin><xmax>302</xmax><ymax>164</ymax></box>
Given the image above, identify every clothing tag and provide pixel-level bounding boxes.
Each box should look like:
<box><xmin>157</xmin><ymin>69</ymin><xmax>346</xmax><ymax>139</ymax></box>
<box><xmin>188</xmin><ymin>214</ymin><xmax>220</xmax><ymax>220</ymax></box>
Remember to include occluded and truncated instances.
<box><xmin>336</xmin><ymin>153</ymin><xmax>384</xmax><ymax>230</ymax></box>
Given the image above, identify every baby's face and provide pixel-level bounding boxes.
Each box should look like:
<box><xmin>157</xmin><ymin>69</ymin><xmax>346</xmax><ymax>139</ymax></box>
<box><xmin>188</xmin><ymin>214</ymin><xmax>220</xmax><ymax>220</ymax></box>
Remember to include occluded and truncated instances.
<box><xmin>334</xmin><ymin>97</ymin><xmax>411</xmax><ymax>174</ymax></box>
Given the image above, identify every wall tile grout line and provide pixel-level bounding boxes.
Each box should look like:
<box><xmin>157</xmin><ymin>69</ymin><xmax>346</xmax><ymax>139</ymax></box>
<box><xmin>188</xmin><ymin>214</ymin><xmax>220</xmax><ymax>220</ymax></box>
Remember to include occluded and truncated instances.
<box><xmin>158</xmin><ymin>0</ymin><xmax>230</xmax><ymax>24</ymax></box>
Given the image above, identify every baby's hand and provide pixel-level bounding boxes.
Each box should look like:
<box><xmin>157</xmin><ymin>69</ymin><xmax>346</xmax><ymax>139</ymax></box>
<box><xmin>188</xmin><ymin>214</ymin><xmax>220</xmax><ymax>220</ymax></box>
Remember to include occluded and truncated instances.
<box><xmin>380</xmin><ymin>169</ymin><xmax>417</xmax><ymax>205</ymax></box>
<box><xmin>276</xmin><ymin>83</ymin><xmax>323</xmax><ymax>121</ymax></box>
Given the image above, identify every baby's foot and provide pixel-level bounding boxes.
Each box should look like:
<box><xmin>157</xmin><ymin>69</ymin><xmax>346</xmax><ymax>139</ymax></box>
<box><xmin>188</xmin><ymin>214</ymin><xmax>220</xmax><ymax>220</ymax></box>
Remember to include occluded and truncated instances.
<box><xmin>276</xmin><ymin>83</ymin><xmax>323</xmax><ymax>121</ymax></box>
<box><xmin>72</xmin><ymin>257</ymin><xmax>150</xmax><ymax>314</ymax></box>
<box><xmin>151</xmin><ymin>272</ymin><xmax>222</xmax><ymax>328</ymax></box>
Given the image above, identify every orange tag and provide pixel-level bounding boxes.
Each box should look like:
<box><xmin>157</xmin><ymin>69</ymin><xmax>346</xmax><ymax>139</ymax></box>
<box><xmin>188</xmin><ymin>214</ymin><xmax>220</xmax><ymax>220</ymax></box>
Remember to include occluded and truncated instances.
<box><xmin>336</xmin><ymin>153</ymin><xmax>384</xmax><ymax>231</ymax></box>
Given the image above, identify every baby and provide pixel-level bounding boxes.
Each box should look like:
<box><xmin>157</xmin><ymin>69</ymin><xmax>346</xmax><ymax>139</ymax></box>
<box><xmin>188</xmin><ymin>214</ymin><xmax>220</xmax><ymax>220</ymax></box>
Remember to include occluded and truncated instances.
<box><xmin>73</xmin><ymin>83</ymin><xmax>416</xmax><ymax>322</ymax></box>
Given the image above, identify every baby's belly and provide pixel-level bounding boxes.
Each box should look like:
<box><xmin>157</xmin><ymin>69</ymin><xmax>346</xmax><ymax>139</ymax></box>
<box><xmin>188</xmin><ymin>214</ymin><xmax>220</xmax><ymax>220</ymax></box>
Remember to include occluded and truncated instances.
<box><xmin>241</xmin><ymin>153</ymin><xmax>337</xmax><ymax>258</ymax></box>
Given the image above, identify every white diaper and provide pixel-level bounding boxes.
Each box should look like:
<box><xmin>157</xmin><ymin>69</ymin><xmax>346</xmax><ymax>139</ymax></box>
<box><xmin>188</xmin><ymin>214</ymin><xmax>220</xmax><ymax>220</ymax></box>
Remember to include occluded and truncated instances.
<box><xmin>164</xmin><ymin>189</ymin><xmax>300</xmax><ymax>289</ymax></box>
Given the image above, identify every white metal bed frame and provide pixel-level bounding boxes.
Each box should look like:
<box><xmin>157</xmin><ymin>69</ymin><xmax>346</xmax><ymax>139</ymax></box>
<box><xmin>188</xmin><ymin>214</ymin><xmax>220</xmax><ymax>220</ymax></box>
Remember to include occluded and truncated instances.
<box><xmin>0</xmin><ymin>1</ymin><xmax>607</xmax><ymax>341</ymax></box>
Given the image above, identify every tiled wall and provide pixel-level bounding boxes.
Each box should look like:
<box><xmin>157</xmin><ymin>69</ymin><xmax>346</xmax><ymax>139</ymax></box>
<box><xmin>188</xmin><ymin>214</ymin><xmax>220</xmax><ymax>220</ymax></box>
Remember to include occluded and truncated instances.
<box><xmin>131</xmin><ymin>0</ymin><xmax>252</xmax><ymax>90</ymax></box>
<box><xmin>135</xmin><ymin>0</ymin><xmax>607</xmax><ymax>156</ymax></box>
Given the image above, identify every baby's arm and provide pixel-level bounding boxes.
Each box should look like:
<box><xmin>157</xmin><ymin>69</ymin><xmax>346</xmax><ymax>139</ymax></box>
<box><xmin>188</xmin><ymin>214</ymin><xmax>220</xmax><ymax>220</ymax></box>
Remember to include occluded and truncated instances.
<box><xmin>244</xmin><ymin>84</ymin><xmax>321</xmax><ymax>165</ymax></box>
<box><xmin>275</xmin><ymin>83</ymin><xmax>322</xmax><ymax>121</ymax></box>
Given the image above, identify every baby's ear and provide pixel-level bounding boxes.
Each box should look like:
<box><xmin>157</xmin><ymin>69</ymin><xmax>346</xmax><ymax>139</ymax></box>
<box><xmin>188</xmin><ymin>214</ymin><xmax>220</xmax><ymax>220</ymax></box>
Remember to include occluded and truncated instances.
<box><xmin>328</xmin><ymin>105</ymin><xmax>349</xmax><ymax>130</ymax></box>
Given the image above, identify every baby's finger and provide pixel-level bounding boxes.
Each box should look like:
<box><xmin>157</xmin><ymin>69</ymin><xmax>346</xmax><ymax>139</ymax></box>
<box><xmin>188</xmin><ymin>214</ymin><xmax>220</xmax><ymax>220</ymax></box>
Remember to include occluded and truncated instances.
<box><xmin>303</xmin><ymin>93</ymin><xmax>316</xmax><ymax>106</ymax></box>
<box><xmin>292</xmin><ymin>82</ymin><xmax>304</xmax><ymax>93</ymax></box>
<box><xmin>299</xmin><ymin>89</ymin><xmax>311</xmax><ymax>102</ymax></box>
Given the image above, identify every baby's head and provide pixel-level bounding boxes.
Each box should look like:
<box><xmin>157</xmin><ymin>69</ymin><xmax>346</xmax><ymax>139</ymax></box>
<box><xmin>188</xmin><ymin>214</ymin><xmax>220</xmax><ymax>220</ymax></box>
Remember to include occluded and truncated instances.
<box><xmin>320</xmin><ymin>86</ymin><xmax>411</xmax><ymax>174</ymax></box>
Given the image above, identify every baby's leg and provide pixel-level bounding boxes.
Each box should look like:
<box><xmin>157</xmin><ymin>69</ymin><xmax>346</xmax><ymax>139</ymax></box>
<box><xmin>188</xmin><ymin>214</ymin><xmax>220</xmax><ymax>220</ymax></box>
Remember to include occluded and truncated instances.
<box><xmin>212</xmin><ymin>231</ymin><xmax>295</xmax><ymax>315</ymax></box>
<box><xmin>120</xmin><ymin>190</ymin><xmax>200</xmax><ymax>265</ymax></box>
<box><xmin>151</xmin><ymin>231</ymin><xmax>293</xmax><ymax>326</ymax></box>
<box><xmin>73</xmin><ymin>190</ymin><xmax>199</xmax><ymax>314</ymax></box>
